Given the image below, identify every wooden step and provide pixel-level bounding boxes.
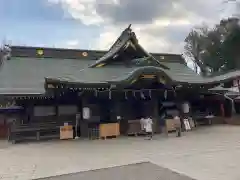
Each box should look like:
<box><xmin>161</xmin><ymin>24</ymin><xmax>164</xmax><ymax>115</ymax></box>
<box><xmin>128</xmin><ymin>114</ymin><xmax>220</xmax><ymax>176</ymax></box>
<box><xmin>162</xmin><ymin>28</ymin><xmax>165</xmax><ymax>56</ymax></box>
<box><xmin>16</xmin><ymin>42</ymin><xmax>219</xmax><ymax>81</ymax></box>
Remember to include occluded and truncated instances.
<box><xmin>100</xmin><ymin>135</ymin><xmax>118</xmax><ymax>140</ymax></box>
<box><xmin>225</xmin><ymin>115</ymin><xmax>240</xmax><ymax>125</ymax></box>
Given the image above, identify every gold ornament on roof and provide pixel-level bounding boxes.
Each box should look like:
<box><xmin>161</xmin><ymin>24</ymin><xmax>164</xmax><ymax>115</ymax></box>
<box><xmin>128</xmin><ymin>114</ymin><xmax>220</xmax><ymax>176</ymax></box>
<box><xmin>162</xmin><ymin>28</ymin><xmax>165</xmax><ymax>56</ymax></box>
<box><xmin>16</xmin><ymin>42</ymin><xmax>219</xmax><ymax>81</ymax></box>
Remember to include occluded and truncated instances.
<box><xmin>37</xmin><ymin>49</ymin><xmax>44</xmax><ymax>56</ymax></box>
<box><xmin>141</xmin><ymin>74</ymin><xmax>155</xmax><ymax>79</ymax></box>
<box><xmin>82</xmin><ymin>52</ymin><xmax>88</xmax><ymax>57</ymax></box>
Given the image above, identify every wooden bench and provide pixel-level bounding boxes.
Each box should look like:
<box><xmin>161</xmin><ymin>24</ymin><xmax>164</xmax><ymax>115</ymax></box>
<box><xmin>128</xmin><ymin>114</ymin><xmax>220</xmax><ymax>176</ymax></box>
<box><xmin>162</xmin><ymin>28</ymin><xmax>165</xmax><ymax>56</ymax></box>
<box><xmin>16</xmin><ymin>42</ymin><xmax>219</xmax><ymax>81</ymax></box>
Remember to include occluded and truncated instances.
<box><xmin>193</xmin><ymin>113</ymin><xmax>213</xmax><ymax>126</ymax></box>
<box><xmin>9</xmin><ymin>121</ymin><xmax>74</xmax><ymax>144</ymax></box>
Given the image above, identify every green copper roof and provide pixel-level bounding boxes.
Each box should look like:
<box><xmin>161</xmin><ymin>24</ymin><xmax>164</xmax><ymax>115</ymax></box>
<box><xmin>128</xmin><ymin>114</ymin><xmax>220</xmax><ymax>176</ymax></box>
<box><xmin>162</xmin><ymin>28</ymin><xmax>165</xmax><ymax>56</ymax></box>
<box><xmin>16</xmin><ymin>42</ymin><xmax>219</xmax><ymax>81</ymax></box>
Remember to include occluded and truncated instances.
<box><xmin>161</xmin><ymin>62</ymin><xmax>205</xmax><ymax>83</ymax></box>
<box><xmin>45</xmin><ymin>62</ymin><xmax>204</xmax><ymax>85</ymax></box>
<box><xmin>1</xmin><ymin>25</ymin><xmax>240</xmax><ymax>94</ymax></box>
<box><xmin>0</xmin><ymin>54</ymin><xmax>197</xmax><ymax>94</ymax></box>
<box><xmin>159</xmin><ymin>62</ymin><xmax>240</xmax><ymax>84</ymax></box>
<box><xmin>46</xmin><ymin>61</ymin><xmax>240</xmax><ymax>87</ymax></box>
<box><xmin>0</xmin><ymin>57</ymin><xmax>93</xmax><ymax>94</ymax></box>
<box><xmin>1</xmin><ymin>55</ymin><xmax>240</xmax><ymax>94</ymax></box>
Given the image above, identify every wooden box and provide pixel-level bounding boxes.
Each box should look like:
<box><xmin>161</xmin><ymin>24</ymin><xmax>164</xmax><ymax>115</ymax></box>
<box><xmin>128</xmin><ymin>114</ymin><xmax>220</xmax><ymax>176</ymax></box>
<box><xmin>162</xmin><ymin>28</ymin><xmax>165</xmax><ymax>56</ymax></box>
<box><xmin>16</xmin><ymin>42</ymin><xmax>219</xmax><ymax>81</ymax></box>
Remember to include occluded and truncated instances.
<box><xmin>60</xmin><ymin>125</ymin><xmax>73</xmax><ymax>140</ymax></box>
<box><xmin>165</xmin><ymin>119</ymin><xmax>180</xmax><ymax>132</ymax></box>
<box><xmin>127</xmin><ymin>120</ymin><xmax>141</xmax><ymax>135</ymax></box>
<box><xmin>99</xmin><ymin>123</ymin><xmax>120</xmax><ymax>138</ymax></box>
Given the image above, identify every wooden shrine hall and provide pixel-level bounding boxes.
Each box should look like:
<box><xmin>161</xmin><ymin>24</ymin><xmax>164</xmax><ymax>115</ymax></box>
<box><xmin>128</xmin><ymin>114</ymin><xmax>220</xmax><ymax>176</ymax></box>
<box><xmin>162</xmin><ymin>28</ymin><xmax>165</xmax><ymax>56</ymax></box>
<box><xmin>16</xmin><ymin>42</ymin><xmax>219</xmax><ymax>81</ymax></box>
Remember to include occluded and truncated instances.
<box><xmin>0</xmin><ymin>25</ymin><xmax>239</xmax><ymax>143</ymax></box>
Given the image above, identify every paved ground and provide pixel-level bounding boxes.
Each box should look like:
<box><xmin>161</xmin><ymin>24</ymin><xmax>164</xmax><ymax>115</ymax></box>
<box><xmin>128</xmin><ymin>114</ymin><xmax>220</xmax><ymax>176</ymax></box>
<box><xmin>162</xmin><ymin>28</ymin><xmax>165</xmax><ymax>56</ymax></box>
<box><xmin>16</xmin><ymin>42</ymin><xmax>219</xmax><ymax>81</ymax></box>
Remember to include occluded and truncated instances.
<box><xmin>1</xmin><ymin>125</ymin><xmax>240</xmax><ymax>180</ymax></box>
<box><xmin>36</xmin><ymin>162</ymin><xmax>196</xmax><ymax>180</ymax></box>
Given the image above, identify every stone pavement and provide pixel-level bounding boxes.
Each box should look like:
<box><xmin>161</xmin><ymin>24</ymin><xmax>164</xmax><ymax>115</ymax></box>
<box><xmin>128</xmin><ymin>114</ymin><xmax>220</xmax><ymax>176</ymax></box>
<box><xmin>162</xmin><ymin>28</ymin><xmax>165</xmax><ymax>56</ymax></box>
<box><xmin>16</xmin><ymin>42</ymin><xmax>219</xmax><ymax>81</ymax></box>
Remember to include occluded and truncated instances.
<box><xmin>1</xmin><ymin>125</ymin><xmax>240</xmax><ymax>180</ymax></box>
<box><xmin>36</xmin><ymin>162</ymin><xmax>196</xmax><ymax>180</ymax></box>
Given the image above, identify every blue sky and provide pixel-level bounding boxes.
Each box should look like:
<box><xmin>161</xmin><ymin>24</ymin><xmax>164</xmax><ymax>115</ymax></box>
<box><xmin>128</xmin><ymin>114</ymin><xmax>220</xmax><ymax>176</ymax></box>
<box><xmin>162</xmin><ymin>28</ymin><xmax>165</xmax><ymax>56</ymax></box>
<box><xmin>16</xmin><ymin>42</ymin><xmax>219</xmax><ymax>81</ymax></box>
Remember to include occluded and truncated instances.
<box><xmin>0</xmin><ymin>0</ymin><xmax>236</xmax><ymax>53</ymax></box>
<box><xmin>0</xmin><ymin>0</ymin><xmax>100</xmax><ymax>49</ymax></box>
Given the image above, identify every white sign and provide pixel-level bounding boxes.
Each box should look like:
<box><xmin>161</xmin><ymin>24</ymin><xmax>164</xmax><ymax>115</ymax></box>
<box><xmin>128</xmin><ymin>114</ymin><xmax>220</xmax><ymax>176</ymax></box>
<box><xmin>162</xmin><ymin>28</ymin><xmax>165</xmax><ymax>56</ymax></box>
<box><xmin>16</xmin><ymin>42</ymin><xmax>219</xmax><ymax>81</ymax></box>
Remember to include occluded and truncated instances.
<box><xmin>233</xmin><ymin>79</ymin><xmax>240</xmax><ymax>87</ymax></box>
<box><xmin>182</xmin><ymin>102</ymin><xmax>190</xmax><ymax>114</ymax></box>
<box><xmin>233</xmin><ymin>79</ymin><xmax>238</xmax><ymax>87</ymax></box>
<box><xmin>183</xmin><ymin>119</ymin><xmax>191</xmax><ymax>130</ymax></box>
<box><xmin>83</xmin><ymin>107</ymin><xmax>90</xmax><ymax>119</ymax></box>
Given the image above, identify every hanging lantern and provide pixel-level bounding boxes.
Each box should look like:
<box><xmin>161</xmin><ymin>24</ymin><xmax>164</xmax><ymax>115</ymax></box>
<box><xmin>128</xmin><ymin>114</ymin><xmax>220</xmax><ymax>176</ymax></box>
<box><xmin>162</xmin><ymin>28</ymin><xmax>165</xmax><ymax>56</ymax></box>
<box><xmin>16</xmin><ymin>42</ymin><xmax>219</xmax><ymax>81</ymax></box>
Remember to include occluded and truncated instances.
<box><xmin>83</xmin><ymin>107</ymin><xmax>90</xmax><ymax>119</ymax></box>
<box><xmin>173</xmin><ymin>89</ymin><xmax>177</xmax><ymax>97</ymax></box>
<box><xmin>140</xmin><ymin>91</ymin><xmax>145</xmax><ymax>99</ymax></box>
<box><xmin>164</xmin><ymin>90</ymin><xmax>167</xmax><ymax>100</ymax></box>
<box><xmin>109</xmin><ymin>90</ymin><xmax>112</xmax><ymax>99</ymax></box>
<box><xmin>149</xmin><ymin>90</ymin><xmax>152</xmax><ymax>99</ymax></box>
<box><xmin>94</xmin><ymin>90</ymin><xmax>98</xmax><ymax>97</ymax></box>
<box><xmin>133</xmin><ymin>91</ymin><xmax>136</xmax><ymax>98</ymax></box>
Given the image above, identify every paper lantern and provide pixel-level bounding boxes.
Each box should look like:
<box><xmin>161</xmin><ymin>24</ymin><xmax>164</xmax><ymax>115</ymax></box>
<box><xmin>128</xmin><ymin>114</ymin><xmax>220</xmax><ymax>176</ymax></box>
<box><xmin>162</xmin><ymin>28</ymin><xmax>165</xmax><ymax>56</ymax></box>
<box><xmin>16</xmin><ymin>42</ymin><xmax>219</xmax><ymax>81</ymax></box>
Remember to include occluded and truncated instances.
<box><xmin>83</xmin><ymin>107</ymin><xmax>90</xmax><ymax>119</ymax></box>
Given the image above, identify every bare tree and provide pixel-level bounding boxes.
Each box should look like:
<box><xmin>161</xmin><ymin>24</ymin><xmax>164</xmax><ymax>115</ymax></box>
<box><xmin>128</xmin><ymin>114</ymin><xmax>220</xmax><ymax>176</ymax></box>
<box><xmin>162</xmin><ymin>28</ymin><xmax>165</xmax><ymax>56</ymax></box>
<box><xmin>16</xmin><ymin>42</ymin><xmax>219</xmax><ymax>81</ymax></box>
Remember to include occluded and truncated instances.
<box><xmin>184</xmin><ymin>26</ymin><xmax>209</xmax><ymax>75</ymax></box>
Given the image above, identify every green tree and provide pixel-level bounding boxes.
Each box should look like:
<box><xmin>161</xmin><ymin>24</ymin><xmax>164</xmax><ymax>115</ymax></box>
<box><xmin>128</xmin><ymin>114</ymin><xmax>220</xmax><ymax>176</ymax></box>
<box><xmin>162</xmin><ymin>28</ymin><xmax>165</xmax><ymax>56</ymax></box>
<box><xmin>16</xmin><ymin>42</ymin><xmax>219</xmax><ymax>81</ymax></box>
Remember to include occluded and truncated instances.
<box><xmin>221</xmin><ymin>23</ymin><xmax>240</xmax><ymax>70</ymax></box>
<box><xmin>184</xmin><ymin>17</ymin><xmax>240</xmax><ymax>75</ymax></box>
<box><xmin>200</xmin><ymin>29</ymin><xmax>225</xmax><ymax>73</ymax></box>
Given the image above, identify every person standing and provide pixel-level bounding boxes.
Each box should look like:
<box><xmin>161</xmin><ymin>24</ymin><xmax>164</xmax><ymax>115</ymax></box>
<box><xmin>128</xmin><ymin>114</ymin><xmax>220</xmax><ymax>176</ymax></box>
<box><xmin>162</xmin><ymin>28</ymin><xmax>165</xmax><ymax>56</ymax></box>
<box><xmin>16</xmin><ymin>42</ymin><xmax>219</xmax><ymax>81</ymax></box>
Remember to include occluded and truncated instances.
<box><xmin>181</xmin><ymin>102</ymin><xmax>190</xmax><ymax>131</ymax></box>
<box><xmin>145</xmin><ymin>116</ymin><xmax>153</xmax><ymax>140</ymax></box>
<box><xmin>174</xmin><ymin>115</ymin><xmax>181</xmax><ymax>137</ymax></box>
<box><xmin>140</xmin><ymin>117</ymin><xmax>145</xmax><ymax>133</ymax></box>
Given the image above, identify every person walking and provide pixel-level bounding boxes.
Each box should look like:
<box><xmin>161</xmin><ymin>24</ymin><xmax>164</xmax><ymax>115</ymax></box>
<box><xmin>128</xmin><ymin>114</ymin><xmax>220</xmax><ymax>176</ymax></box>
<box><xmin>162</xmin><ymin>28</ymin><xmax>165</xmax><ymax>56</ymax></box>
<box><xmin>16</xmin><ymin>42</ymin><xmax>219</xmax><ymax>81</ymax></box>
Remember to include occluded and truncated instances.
<box><xmin>174</xmin><ymin>115</ymin><xmax>181</xmax><ymax>137</ymax></box>
<box><xmin>145</xmin><ymin>116</ymin><xmax>153</xmax><ymax>140</ymax></box>
<box><xmin>140</xmin><ymin>116</ymin><xmax>145</xmax><ymax>133</ymax></box>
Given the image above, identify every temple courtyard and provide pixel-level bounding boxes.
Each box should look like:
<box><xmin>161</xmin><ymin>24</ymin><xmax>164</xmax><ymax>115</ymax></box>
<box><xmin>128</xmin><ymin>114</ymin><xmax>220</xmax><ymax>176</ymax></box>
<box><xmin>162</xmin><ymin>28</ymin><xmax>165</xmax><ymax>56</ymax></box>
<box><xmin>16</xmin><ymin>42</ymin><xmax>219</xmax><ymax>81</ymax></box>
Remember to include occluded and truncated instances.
<box><xmin>1</xmin><ymin>125</ymin><xmax>240</xmax><ymax>180</ymax></box>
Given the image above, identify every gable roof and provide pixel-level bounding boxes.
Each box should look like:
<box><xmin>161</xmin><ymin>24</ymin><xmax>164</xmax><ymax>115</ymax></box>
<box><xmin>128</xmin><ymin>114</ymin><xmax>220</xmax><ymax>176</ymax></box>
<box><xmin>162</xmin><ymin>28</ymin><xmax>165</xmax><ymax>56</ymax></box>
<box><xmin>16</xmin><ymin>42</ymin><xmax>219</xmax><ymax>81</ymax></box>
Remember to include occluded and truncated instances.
<box><xmin>89</xmin><ymin>25</ymin><xmax>169</xmax><ymax>69</ymax></box>
<box><xmin>44</xmin><ymin>26</ymin><xmax>240</xmax><ymax>89</ymax></box>
<box><xmin>1</xmin><ymin>25</ymin><xmax>240</xmax><ymax>94</ymax></box>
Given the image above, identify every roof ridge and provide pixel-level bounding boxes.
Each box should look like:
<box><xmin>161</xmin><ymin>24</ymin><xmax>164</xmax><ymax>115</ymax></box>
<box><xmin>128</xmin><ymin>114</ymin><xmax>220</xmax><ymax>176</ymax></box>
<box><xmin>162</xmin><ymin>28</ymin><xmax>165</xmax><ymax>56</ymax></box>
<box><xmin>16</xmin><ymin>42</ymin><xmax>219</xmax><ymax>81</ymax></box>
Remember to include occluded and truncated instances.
<box><xmin>89</xmin><ymin>25</ymin><xmax>169</xmax><ymax>69</ymax></box>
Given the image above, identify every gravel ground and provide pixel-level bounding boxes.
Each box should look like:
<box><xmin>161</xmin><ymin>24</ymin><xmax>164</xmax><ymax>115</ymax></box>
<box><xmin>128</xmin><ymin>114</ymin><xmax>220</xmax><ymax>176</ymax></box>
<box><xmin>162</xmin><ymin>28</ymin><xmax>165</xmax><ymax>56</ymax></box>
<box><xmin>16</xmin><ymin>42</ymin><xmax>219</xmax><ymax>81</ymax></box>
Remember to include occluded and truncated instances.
<box><xmin>1</xmin><ymin>125</ymin><xmax>240</xmax><ymax>180</ymax></box>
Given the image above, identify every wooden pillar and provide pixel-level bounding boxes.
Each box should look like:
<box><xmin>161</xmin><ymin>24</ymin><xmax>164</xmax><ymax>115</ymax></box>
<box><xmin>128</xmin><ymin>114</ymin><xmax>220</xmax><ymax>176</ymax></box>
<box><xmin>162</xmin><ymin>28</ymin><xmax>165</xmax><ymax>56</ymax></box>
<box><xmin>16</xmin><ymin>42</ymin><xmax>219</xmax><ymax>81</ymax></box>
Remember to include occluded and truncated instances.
<box><xmin>54</xmin><ymin>89</ymin><xmax>59</xmax><ymax>119</ymax></box>
<box><xmin>114</xmin><ymin>101</ymin><xmax>127</xmax><ymax>135</ymax></box>
<box><xmin>220</xmin><ymin>102</ymin><xmax>225</xmax><ymax>117</ymax></box>
<box><xmin>77</xmin><ymin>93</ymin><xmax>82</xmax><ymax>116</ymax></box>
<box><xmin>152</xmin><ymin>99</ymin><xmax>160</xmax><ymax>133</ymax></box>
<box><xmin>75</xmin><ymin>92</ymin><xmax>82</xmax><ymax>138</ymax></box>
<box><xmin>26</xmin><ymin>100</ymin><xmax>34</xmax><ymax>124</ymax></box>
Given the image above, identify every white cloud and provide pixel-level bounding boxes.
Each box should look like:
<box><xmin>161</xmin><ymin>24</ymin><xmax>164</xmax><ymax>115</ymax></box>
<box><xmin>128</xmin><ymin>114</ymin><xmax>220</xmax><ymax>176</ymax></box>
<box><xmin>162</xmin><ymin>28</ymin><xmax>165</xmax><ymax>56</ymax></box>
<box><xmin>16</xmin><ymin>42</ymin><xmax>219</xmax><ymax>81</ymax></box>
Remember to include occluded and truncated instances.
<box><xmin>66</xmin><ymin>39</ymin><xmax>80</xmax><ymax>48</ymax></box>
<box><xmin>47</xmin><ymin>0</ymin><xmax>235</xmax><ymax>53</ymax></box>
<box><xmin>48</xmin><ymin>0</ymin><xmax>104</xmax><ymax>25</ymax></box>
